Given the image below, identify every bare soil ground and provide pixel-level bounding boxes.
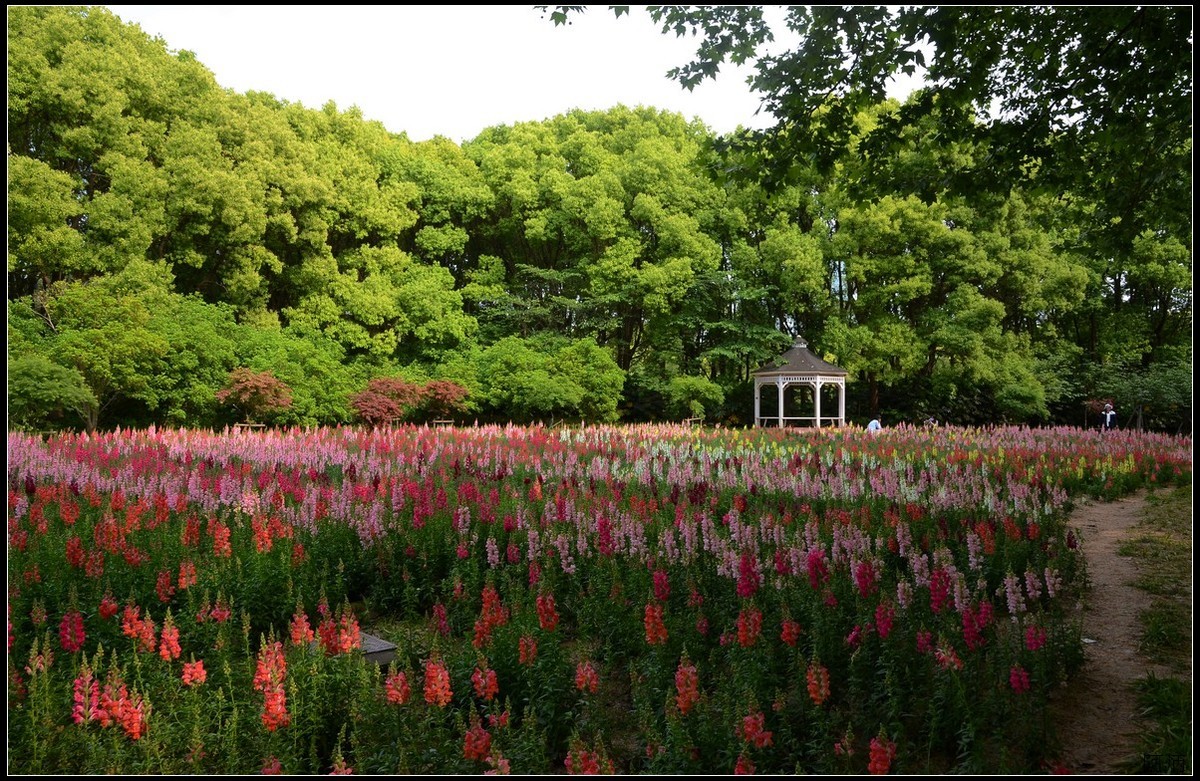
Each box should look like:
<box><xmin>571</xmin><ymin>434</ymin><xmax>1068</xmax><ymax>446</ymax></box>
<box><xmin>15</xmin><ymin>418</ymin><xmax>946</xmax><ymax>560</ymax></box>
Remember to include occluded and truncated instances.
<box><xmin>1047</xmin><ymin>491</ymin><xmax>1187</xmax><ymax>774</ymax></box>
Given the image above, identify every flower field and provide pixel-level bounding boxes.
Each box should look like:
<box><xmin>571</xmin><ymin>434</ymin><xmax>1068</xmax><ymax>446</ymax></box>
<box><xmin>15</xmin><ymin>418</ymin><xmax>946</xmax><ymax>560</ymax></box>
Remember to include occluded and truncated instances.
<box><xmin>7</xmin><ymin>423</ymin><xmax>1192</xmax><ymax>774</ymax></box>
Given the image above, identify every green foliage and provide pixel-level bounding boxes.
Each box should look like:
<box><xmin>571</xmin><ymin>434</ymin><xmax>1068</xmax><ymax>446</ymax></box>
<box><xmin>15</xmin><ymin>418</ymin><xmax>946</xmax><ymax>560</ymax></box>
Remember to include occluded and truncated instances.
<box><xmin>1095</xmin><ymin>356</ymin><xmax>1193</xmax><ymax>435</ymax></box>
<box><xmin>232</xmin><ymin>325</ymin><xmax>360</xmax><ymax>427</ymax></box>
<box><xmin>593</xmin><ymin>7</ymin><xmax>1191</xmax><ymax>240</ymax></box>
<box><xmin>476</xmin><ymin>336</ymin><xmax>624</xmax><ymax>422</ymax></box>
<box><xmin>284</xmin><ymin>246</ymin><xmax>476</xmax><ymax>363</ymax></box>
<box><xmin>5</xmin><ymin>6</ymin><xmax>1190</xmax><ymax>432</ymax></box>
<box><xmin>665</xmin><ymin>375</ymin><xmax>725</xmax><ymax>420</ymax></box>
<box><xmin>6</xmin><ymin>354</ymin><xmax>97</xmax><ymax>430</ymax></box>
<box><xmin>1121</xmin><ymin>676</ymin><xmax>1192</xmax><ymax>775</ymax></box>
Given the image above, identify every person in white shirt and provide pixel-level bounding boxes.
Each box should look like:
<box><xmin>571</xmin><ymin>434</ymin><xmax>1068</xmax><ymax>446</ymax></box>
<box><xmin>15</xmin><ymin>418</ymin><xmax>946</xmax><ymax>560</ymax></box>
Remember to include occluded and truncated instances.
<box><xmin>1102</xmin><ymin>403</ymin><xmax>1117</xmax><ymax>432</ymax></box>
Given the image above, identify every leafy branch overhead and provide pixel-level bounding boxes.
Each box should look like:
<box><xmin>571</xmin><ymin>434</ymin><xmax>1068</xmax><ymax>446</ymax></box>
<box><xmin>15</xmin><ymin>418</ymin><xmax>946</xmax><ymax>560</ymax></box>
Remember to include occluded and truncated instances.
<box><xmin>550</xmin><ymin>5</ymin><xmax>1191</xmax><ymax>241</ymax></box>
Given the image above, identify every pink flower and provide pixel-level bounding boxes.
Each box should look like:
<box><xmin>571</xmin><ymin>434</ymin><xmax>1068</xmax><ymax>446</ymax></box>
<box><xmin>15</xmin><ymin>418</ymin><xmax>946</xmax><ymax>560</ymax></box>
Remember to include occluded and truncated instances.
<box><xmin>1009</xmin><ymin>664</ymin><xmax>1031</xmax><ymax>693</ymax></box>
<box><xmin>59</xmin><ymin>609</ymin><xmax>86</xmax><ymax>653</ymax></box>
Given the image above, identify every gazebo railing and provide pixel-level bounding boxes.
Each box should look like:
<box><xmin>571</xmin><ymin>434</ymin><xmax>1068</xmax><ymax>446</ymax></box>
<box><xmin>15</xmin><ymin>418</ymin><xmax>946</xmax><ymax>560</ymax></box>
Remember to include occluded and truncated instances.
<box><xmin>755</xmin><ymin>416</ymin><xmax>843</xmax><ymax>428</ymax></box>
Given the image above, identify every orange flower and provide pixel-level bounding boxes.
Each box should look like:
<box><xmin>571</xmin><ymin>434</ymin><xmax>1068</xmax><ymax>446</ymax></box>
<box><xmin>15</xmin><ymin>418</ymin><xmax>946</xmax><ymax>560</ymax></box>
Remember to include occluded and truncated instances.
<box><xmin>575</xmin><ymin>661</ymin><xmax>599</xmax><ymax>695</ymax></box>
<box><xmin>674</xmin><ymin>658</ymin><xmax>700</xmax><ymax>715</ymax></box>
<box><xmin>643</xmin><ymin>603</ymin><xmax>668</xmax><ymax>645</ymax></box>
<box><xmin>806</xmin><ymin>661</ymin><xmax>830</xmax><ymax>706</ymax></box>
<box><xmin>386</xmin><ymin>670</ymin><xmax>411</xmax><ymax>705</ymax></box>
<box><xmin>181</xmin><ymin>660</ymin><xmax>206</xmax><ymax>687</ymax></box>
<box><xmin>158</xmin><ymin>619</ymin><xmax>181</xmax><ymax>661</ymax></box>
<box><xmin>424</xmin><ymin>658</ymin><xmax>453</xmax><ymax>707</ymax></box>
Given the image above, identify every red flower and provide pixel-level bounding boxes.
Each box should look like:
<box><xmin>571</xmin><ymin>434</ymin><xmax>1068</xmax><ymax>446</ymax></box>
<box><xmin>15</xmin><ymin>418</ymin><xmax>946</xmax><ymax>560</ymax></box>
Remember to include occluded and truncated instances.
<box><xmin>536</xmin><ymin>593</ymin><xmax>559</xmax><ymax>632</ymax></box>
<box><xmin>565</xmin><ymin>743</ymin><xmax>612</xmax><ymax>774</ymax></box>
<box><xmin>261</xmin><ymin>685</ymin><xmax>289</xmax><ymax>731</ymax></box>
<box><xmin>806</xmin><ymin>548</ymin><xmax>830</xmax><ymax>589</ymax></box>
<box><xmin>464</xmin><ymin>721</ymin><xmax>493</xmax><ymax>762</ymax></box>
<box><xmin>289</xmin><ymin>611</ymin><xmax>314</xmax><ymax>646</ymax></box>
<box><xmin>780</xmin><ymin>618</ymin><xmax>802</xmax><ymax>647</ymax></box>
<box><xmin>182</xmin><ymin>660</ymin><xmax>207</xmax><ymax>687</ymax></box>
<box><xmin>519</xmin><ymin>635</ymin><xmax>538</xmax><ymax>665</ymax></box>
<box><xmin>159</xmin><ymin>618</ymin><xmax>182</xmax><ymax>661</ymax></box>
<box><xmin>210</xmin><ymin>521</ymin><xmax>232</xmax><ymax>558</ymax></box>
<box><xmin>741</xmin><ymin>710</ymin><xmax>773</xmax><ymax>748</ymax></box>
<box><xmin>736</xmin><ymin>551</ymin><xmax>761</xmax><ymax>599</ymax></box>
<box><xmin>65</xmin><ymin>536</ymin><xmax>85</xmax><ymax>569</ymax></box>
<box><xmin>929</xmin><ymin>568</ymin><xmax>951</xmax><ymax>613</ymax></box>
<box><xmin>854</xmin><ymin>559</ymin><xmax>879</xmax><ymax>598</ymax></box>
<box><xmin>99</xmin><ymin>593</ymin><xmax>119</xmax><ymax>620</ymax></box>
<box><xmin>155</xmin><ymin>568</ymin><xmax>176</xmax><ymax>603</ymax></box>
<box><xmin>472</xmin><ymin>666</ymin><xmax>499</xmax><ymax>701</ymax></box>
<box><xmin>875</xmin><ymin>601</ymin><xmax>895</xmax><ymax>640</ymax></box>
<box><xmin>72</xmin><ymin>662</ymin><xmax>102</xmax><ymax>724</ymax></box>
<box><xmin>653</xmin><ymin>568</ymin><xmax>671</xmax><ymax>602</ymax></box>
<box><xmin>935</xmin><ymin>641</ymin><xmax>963</xmax><ymax>671</ymax></box>
<box><xmin>868</xmin><ymin>735</ymin><xmax>896</xmax><ymax>774</ymax></box>
<box><xmin>254</xmin><ymin>641</ymin><xmax>289</xmax><ymax>731</ymax></box>
<box><xmin>177</xmin><ymin>560</ymin><xmax>198</xmax><ymax>590</ymax></box>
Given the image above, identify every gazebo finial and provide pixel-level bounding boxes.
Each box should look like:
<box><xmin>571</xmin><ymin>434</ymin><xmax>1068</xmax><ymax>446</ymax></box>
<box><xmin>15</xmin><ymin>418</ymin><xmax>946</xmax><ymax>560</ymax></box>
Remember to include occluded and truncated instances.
<box><xmin>793</xmin><ymin>334</ymin><xmax>807</xmax><ymax>349</ymax></box>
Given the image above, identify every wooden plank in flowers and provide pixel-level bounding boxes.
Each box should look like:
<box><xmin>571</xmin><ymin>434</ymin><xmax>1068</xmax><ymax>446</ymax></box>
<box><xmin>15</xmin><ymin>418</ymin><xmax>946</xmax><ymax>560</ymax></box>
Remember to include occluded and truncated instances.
<box><xmin>307</xmin><ymin>631</ymin><xmax>396</xmax><ymax>665</ymax></box>
<box><xmin>360</xmin><ymin>631</ymin><xmax>397</xmax><ymax>666</ymax></box>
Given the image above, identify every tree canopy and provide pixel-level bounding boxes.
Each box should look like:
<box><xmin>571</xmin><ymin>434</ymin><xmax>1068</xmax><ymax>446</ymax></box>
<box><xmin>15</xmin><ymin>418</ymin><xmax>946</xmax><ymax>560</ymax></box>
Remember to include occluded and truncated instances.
<box><xmin>7</xmin><ymin>6</ymin><xmax>1191</xmax><ymax>433</ymax></box>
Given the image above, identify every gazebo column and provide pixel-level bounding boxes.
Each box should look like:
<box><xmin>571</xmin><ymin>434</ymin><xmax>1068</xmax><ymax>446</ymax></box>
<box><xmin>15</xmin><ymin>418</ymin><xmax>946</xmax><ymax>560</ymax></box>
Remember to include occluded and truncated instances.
<box><xmin>839</xmin><ymin>380</ymin><xmax>845</xmax><ymax>425</ymax></box>
<box><xmin>776</xmin><ymin>377</ymin><xmax>785</xmax><ymax>427</ymax></box>
<box><xmin>754</xmin><ymin>378</ymin><xmax>761</xmax><ymax>427</ymax></box>
<box><xmin>815</xmin><ymin>379</ymin><xmax>822</xmax><ymax>427</ymax></box>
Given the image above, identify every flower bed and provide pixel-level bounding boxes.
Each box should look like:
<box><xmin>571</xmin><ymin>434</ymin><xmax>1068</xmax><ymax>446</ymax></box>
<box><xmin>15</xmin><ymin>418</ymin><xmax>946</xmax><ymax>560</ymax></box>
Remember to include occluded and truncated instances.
<box><xmin>7</xmin><ymin>423</ymin><xmax>1191</xmax><ymax>773</ymax></box>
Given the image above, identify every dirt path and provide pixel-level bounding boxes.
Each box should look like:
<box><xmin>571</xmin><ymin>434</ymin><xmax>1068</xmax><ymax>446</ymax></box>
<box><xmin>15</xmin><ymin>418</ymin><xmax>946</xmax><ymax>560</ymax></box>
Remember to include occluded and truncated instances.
<box><xmin>1047</xmin><ymin>491</ymin><xmax>1176</xmax><ymax>774</ymax></box>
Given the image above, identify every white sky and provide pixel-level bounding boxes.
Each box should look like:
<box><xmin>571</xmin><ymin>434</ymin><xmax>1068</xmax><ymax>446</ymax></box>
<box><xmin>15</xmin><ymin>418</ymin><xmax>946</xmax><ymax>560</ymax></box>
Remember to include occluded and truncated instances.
<box><xmin>102</xmin><ymin>5</ymin><xmax>922</xmax><ymax>145</ymax></box>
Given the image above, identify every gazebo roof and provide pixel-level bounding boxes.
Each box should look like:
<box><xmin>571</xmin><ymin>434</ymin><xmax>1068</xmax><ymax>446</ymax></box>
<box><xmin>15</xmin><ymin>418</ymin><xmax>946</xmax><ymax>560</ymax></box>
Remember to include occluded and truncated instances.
<box><xmin>752</xmin><ymin>336</ymin><xmax>848</xmax><ymax>377</ymax></box>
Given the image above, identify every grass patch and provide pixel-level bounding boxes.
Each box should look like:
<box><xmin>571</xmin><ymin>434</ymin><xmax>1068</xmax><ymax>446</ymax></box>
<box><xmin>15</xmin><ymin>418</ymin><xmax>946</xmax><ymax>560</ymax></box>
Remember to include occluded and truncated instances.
<box><xmin>1117</xmin><ymin>675</ymin><xmax>1193</xmax><ymax>774</ymax></box>
<box><xmin>1120</xmin><ymin>484</ymin><xmax>1192</xmax><ymax>772</ymax></box>
<box><xmin>1137</xmin><ymin>601</ymin><xmax>1191</xmax><ymax>665</ymax></box>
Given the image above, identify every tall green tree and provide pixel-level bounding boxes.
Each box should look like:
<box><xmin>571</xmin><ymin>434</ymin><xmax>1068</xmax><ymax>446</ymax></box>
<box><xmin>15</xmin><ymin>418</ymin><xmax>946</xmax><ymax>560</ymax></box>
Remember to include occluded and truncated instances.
<box><xmin>464</xmin><ymin>106</ymin><xmax>729</xmax><ymax>376</ymax></box>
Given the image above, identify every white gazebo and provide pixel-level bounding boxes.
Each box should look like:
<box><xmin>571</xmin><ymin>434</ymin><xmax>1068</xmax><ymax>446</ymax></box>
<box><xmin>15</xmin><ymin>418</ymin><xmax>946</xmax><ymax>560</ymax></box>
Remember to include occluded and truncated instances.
<box><xmin>752</xmin><ymin>336</ymin><xmax>847</xmax><ymax>427</ymax></box>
